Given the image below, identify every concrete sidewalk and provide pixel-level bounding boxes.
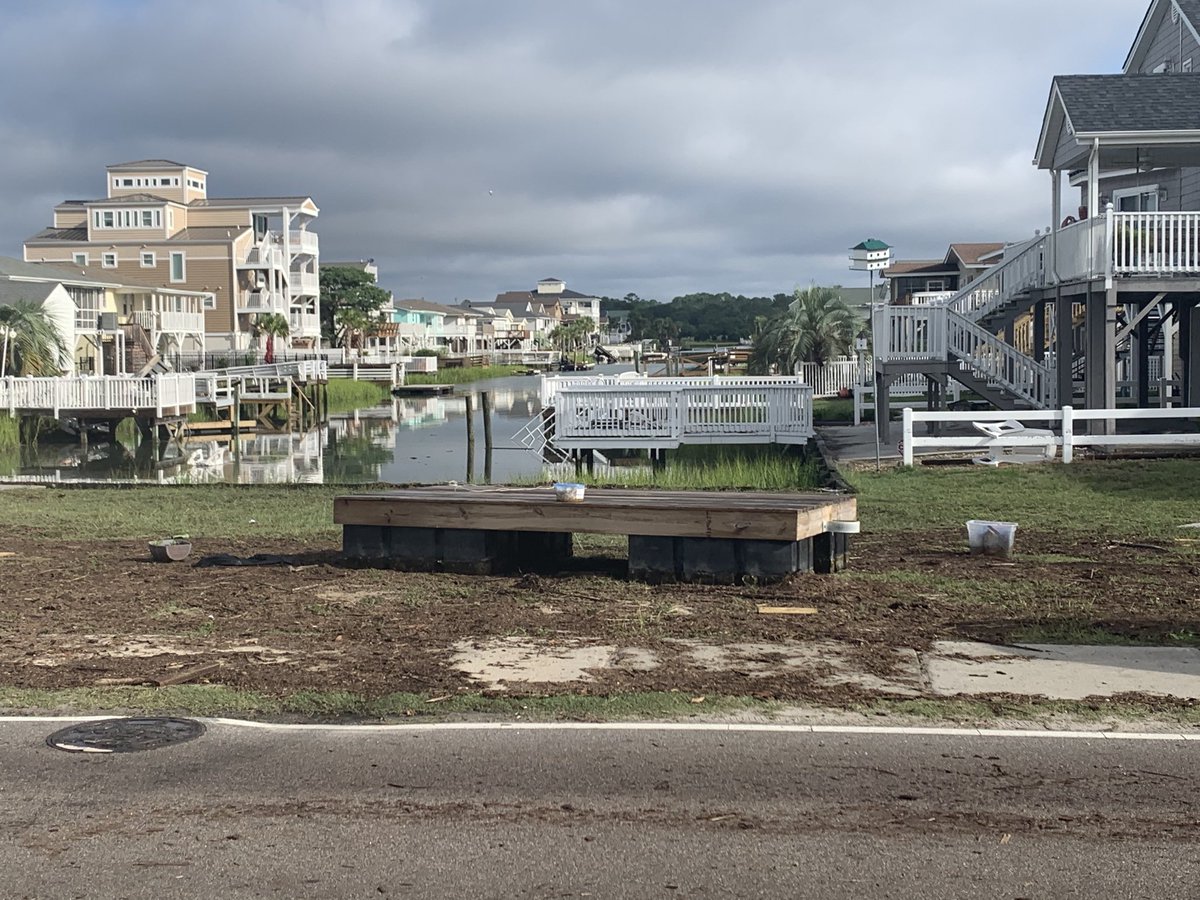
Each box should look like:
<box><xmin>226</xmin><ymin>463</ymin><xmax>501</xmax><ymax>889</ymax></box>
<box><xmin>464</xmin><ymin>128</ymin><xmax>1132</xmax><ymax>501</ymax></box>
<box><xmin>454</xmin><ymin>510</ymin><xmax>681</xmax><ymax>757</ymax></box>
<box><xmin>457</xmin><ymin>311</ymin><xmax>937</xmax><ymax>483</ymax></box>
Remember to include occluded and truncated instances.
<box><xmin>449</xmin><ymin>637</ymin><xmax>1200</xmax><ymax>702</ymax></box>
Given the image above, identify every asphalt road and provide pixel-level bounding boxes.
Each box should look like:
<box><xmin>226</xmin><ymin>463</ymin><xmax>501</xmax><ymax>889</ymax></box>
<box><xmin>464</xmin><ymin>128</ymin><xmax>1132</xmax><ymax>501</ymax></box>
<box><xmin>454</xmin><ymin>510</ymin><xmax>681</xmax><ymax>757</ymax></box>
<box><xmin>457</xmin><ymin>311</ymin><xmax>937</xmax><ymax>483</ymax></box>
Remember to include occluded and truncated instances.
<box><xmin>0</xmin><ymin>720</ymin><xmax>1197</xmax><ymax>899</ymax></box>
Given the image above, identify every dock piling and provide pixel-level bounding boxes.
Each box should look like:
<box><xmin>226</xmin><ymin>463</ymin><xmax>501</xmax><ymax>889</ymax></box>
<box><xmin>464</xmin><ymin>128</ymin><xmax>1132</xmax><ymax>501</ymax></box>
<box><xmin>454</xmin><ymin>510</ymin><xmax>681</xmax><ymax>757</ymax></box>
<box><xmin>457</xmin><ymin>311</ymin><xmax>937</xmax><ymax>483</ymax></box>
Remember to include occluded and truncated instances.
<box><xmin>465</xmin><ymin>392</ymin><xmax>476</xmax><ymax>483</ymax></box>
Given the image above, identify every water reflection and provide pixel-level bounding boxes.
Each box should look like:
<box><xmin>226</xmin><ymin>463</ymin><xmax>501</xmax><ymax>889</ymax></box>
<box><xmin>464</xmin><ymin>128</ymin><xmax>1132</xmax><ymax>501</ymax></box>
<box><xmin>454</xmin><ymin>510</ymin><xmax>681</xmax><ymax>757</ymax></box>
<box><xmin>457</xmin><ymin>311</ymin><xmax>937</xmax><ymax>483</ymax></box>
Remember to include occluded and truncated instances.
<box><xmin>0</xmin><ymin>370</ymin><xmax>621</xmax><ymax>485</ymax></box>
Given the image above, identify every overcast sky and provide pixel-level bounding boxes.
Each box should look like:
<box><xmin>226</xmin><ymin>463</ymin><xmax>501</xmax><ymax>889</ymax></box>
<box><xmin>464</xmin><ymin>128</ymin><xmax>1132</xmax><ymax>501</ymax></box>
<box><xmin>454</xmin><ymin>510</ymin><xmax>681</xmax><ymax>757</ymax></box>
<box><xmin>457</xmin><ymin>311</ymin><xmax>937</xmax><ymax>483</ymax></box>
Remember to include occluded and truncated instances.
<box><xmin>0</xmin><ymin>0</ymin><xmax>1146</xmax><ymax>303</ymax></box>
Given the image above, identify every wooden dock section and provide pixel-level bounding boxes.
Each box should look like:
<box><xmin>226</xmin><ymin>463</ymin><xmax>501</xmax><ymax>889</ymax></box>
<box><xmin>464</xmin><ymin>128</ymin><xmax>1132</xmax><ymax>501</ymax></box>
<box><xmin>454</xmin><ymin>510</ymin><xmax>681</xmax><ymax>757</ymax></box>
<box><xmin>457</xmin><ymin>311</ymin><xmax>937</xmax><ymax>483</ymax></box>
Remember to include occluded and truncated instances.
<box><xmin>336</xmin><ymin>487</ymin><xmax>857</xmax><ymax>582</ymax></box>
<box><xmin>391</xmin><ymin>384</ymin><xmax>454</xmax><ymax>396</ymax></box>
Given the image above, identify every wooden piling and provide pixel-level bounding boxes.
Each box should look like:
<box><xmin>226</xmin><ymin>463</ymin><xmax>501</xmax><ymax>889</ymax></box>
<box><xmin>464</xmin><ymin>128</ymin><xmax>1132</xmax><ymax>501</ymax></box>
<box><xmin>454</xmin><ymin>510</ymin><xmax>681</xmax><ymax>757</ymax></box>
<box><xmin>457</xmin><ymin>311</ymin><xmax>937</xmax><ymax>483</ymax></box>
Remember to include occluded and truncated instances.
<box><xmin>465</xmin><ymin>392</ymin><xmax>476</xmax><ymax>483</ymax></box>
<box><xmin>481</xmin><ymin>390</ymin><xmax>494</xmax><ymax>483</ymax></box>
<box><xmin>232</xmin><ymin>382</ymin><xmax>242</xmax><ymax>459</ymax></box>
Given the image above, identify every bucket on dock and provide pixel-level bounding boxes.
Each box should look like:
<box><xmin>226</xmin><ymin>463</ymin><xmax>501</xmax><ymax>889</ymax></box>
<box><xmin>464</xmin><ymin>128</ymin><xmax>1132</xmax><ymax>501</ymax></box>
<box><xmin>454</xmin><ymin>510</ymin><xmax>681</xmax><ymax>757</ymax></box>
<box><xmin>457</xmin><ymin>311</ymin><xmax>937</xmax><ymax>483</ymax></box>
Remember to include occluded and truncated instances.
<box><xmin>553</xmin><ymin>482</ymin><xmax>587</xmax><ymax>503</ymax></box>
<box><xmin>966</xmin><ymin>520</ymin><xmax>1017</xmax><ymax>559</ymax></box>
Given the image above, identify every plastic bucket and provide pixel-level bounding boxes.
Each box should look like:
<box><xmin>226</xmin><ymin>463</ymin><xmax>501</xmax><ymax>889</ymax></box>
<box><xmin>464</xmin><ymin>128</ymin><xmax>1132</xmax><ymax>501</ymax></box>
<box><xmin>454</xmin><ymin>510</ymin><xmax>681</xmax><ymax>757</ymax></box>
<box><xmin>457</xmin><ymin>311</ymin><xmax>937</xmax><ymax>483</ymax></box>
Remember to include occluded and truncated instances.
<box><xmin>966</xmin><ymin>520</ymin><xmax>1017</xmax><ymax>558</ymax></box>
<box><xmin>553</xmin><ymin>482</ymin><xmax>587</xmax><ymax>503</ymax></box>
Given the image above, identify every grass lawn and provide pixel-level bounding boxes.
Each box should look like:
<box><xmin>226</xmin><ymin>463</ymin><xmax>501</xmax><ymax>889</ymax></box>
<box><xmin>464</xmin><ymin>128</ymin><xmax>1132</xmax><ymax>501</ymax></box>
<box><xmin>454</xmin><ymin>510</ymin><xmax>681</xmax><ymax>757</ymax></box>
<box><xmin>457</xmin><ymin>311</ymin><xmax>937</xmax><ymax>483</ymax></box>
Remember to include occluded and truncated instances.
<box><xmin>406</xmin><ymin>364</ymin><xmax>524</xmax><ymax>385</ymax></box>
<box><xmin>846</xmin><ymin>457</ymin><xmax>1200</xmax><ymax>539</ymax></box>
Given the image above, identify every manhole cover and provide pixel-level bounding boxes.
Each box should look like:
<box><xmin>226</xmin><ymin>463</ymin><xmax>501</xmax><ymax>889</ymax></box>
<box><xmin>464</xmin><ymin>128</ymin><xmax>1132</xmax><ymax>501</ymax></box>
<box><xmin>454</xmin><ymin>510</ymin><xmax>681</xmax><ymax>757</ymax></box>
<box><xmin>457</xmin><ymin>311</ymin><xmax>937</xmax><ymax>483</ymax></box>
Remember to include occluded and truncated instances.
<box><xmin>46</xmin><ymin>717</ymin><xmax>206</xmax><ymax>754</ymax></box>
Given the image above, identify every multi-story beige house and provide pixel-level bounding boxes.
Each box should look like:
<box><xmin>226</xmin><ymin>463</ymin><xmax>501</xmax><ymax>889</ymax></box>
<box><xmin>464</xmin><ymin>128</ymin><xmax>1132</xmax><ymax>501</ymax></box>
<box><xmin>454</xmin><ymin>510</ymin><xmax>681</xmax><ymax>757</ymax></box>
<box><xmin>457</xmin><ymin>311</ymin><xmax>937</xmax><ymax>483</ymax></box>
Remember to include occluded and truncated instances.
<box><xmin>23</xmin><ymin>159</ymin><xmax>321</xmax><ymax>352</ymax></box>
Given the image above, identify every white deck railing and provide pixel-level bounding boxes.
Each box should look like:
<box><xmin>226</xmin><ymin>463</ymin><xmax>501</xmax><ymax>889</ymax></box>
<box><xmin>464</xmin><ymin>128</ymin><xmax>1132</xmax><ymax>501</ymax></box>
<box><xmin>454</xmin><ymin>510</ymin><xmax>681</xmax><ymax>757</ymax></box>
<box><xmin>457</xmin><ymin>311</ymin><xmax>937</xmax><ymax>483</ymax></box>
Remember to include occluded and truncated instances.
<box><xmin>0</xmin><ymin>374</ymin><xmax>197</xmax><ymax>417</ymax></box>
<box><xmin>1112</xmin><ymin>210</ymin><xmax>1200</xmax><ymax>276</ymax></box>
<box><xmin>873</xmin><ymin>305</ymin><xmax>947</xmax><ymax>361</ymax></box>
<box><xmin>549</xmin><ymin>378</ymin><xmax>814</xmax><ymax>449</ymax></box>
<box><xmin>542</xmin><ymin>374</ymin><xmax>805</xmax><ymax>407</ymax></box>
<box><xmin>900</xmin><ymin>405</ymin><xmax>1200</xmax><ymax>466</ymax></box>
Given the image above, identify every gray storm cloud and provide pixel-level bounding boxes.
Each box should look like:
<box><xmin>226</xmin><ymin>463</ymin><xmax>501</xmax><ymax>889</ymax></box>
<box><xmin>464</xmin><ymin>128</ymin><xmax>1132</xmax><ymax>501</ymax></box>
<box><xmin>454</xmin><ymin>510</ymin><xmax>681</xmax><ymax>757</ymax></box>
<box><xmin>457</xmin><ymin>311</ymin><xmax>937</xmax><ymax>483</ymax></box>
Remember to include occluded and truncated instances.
<box><xmin>0</xmin><ymin>0</ymin><xmax>1141</xmax><ymax>301</ymax></box>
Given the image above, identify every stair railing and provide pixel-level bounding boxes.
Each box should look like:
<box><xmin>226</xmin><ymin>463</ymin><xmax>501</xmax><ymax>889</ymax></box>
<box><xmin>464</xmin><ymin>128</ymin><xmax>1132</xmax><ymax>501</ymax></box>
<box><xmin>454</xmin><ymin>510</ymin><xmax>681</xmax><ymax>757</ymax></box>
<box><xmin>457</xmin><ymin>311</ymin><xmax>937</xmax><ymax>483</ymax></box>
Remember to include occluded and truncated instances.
<box><xmin>947</xmin><ymin>310</ymin><xmax>1057</xmax><ymax>408</ymax></box>
<box><xmin>948</xmin><ymin>235</ymin><xmax>1047</xmax><ymax>323</ymax></box>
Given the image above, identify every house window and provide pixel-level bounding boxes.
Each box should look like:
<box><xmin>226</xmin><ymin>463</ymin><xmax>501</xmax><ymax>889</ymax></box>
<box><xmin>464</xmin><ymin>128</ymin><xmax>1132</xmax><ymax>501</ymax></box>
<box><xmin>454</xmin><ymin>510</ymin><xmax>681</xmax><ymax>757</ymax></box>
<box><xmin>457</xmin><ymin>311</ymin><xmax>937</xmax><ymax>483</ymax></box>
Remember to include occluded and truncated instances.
<box><xmin>102</xmin><ymin>252</ymin><xmax>117</xmax><ymax>268</ymax></box>
<box><xmin>73</xmin><ymin>252</ymin><xmax>88</xmax><ymax>266</ymax></box>
<box><xmin>169</xmin><ymin>251</ymin><xmax>186</xmax><ymax>283</ymax></box>
<box><xmin>925</xmin><ymin>280</ymin><xmax>945</xmax><ymax>292</ymax></box>
<box><xmin>140</xmin><ymin>251</ymin><xmax>156</xmax><ymax>268</ymax></box>
<box><xmin>122</xmin><ymin>178</ymin><xmax>134</xmax><ymax>187</ymax></box>
<box><xmin>102</xmin><ymin>211</ymin><xmax>114</xmax><ymax>227</ymax></box>
<box><xmin>167</xmin><ymin>209</ymin><xmax>174</xmax><ymax>229</ymax></box>
<box><xmin>202</xmin><ymin>294</ymin><xmax>217</xmax><ymax>310</ymax></box>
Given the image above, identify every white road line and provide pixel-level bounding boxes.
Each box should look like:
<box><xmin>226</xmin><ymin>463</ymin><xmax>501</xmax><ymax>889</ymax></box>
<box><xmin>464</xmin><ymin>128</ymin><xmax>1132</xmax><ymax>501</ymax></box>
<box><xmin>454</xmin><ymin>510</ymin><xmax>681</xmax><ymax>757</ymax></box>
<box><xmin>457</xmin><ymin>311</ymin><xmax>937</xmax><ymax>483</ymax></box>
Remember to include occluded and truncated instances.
<box><xmin>0</xmin><ymin>715</ymin><xmax>1194</xmax><ymax>741</ymax></box>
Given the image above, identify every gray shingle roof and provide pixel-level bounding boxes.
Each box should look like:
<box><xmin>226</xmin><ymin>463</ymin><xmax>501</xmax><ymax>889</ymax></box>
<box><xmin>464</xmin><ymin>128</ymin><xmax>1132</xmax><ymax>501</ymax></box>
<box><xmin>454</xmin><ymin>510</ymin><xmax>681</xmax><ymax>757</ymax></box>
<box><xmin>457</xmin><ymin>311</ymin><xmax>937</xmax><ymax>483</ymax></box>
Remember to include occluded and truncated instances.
<box><xmin>393</xmin><ymin>298</ymin><xmax>482</xmax><ymax>317</ymax></box>
<box><xmin>169</xmin><ymin>226</ymin><xmax>250</xmax><ymax>242</ymax></box>
<box><xmin>191</xmin><ymin>196</ymin><xmax>314</xmax><ymax>208</ymax></box>
<box><xmin>1055</xmin><ymin>74</ymin><xmax>1200</xmax><ymax>133</ymax></box>
<box><xmin>0</xmin><ymin>280</ymin><xmax>61</xmax><ymax>305</ymax></box>
<box><xmin>89</xmin><ymin>193</ymin><xmax>173</xmax><ymax>206</ymax></box>
<box><xmin>0</xmin><ymin>256</ymin><xmax>117</xmax><ymax>287</ymax></box>
<box><xmin>108</xmin><ymin>159</ymin><xmax>192</xmax><ymax>170</ymax></box>
<box><xmin>25</xmin><ymin>227</ymin><xmax>88</xmax><ymax>243</ymax></box>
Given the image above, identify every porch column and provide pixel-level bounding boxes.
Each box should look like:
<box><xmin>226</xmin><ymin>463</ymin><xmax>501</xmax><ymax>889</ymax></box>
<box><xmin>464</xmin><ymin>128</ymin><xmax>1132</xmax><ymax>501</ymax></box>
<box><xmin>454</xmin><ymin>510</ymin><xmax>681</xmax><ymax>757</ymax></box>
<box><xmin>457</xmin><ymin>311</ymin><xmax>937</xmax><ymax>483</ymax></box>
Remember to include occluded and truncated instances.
<box><xmin>1084</xmin><ymin>284</ymin><xmax>1118</xmax><ymax>428</ymax></box>
<box><xmin>1182</xmin><ymin>300</ymin><xmax>1200</xmax><ymax>406</ymax></box>
<box><xmin>874</xmin><ymin>370</ymin><xmax>893</xmax><ymax>443</ymax></box>
<box><xmin>1055</xmin><ymin>289</ymin><xmax>1073</xmax><ymax>406</ymax></box>
<box><xmin>1083</xmin><ymin>285</ymin><xmax>1104</xmax><ymax>413</ymax></box>
<box><xmin>1135</xmin><ymin>303</ymin><xmax>1151</xmax><ymax>408</ymax></box>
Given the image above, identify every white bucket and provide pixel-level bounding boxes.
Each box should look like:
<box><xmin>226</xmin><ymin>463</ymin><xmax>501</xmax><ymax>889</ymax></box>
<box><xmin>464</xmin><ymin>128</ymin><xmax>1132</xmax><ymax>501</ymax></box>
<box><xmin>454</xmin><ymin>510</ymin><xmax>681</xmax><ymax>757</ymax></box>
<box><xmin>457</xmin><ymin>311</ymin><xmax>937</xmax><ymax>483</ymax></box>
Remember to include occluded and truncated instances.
<box><xmin>966</xmin><ymin>520</ymin><xmax>1018</xmax><ymax>558</ymax></box>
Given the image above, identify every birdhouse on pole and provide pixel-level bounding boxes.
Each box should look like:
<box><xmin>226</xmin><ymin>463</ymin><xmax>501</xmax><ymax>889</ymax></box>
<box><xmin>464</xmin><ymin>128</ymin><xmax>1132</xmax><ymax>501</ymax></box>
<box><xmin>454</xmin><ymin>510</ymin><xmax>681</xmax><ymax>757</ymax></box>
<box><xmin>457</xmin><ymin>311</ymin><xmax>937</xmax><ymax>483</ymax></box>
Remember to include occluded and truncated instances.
<box><xmin>848</xmin><ymin>238</ymin><xmax>892</xmax><ymax>272</ymax></box>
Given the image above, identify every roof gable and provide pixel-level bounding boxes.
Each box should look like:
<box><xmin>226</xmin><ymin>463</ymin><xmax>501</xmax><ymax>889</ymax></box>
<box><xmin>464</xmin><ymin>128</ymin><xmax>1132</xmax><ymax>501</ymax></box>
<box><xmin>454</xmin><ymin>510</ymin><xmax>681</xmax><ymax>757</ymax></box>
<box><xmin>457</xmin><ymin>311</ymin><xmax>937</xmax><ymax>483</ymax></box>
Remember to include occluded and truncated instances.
<box><xmin>1126</xmin><ymin>1</ymin><xmax>1200</xmax><ymax>73</ymax></box>
<box><xmin>1035</xmin><ymin>74</ymin><xmax>1200</xmax><ymax>169</ymax></box>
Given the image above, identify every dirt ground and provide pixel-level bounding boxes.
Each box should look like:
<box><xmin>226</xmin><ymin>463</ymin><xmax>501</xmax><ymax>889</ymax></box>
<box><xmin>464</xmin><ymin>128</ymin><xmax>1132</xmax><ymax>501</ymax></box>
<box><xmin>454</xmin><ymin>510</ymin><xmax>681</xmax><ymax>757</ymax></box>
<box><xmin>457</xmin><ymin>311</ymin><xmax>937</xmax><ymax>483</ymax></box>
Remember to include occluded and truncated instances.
<box><xmin>2</xmin><ymin>524</ymin><xmax>1198</xmax><ymax>703</ymax></box>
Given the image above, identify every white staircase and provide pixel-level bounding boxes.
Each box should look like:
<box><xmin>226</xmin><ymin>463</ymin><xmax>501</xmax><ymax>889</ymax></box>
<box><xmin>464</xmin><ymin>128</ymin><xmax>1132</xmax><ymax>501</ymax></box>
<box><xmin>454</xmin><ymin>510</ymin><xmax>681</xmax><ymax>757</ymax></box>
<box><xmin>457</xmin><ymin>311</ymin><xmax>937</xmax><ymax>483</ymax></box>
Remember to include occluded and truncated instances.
<box><xmin>514</xmin><ymin>409</ymin><xmax>570</xmax><ymax>463</ymax></box>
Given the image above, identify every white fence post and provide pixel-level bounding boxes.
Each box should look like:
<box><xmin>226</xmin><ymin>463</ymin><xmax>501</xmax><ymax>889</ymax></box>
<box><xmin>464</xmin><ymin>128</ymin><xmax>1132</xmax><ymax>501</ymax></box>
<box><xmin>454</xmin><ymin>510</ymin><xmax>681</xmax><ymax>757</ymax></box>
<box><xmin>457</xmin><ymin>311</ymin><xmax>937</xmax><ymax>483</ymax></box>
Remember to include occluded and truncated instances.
<box><xmin>902</xmin><ymin>407</ymin><xmax>914</xmax><ymax>467</ymax></box>
<box><xmin>1061</xmin><ymin>405</ymin><xmax>1074</xmax><ymax>464</ymax></box>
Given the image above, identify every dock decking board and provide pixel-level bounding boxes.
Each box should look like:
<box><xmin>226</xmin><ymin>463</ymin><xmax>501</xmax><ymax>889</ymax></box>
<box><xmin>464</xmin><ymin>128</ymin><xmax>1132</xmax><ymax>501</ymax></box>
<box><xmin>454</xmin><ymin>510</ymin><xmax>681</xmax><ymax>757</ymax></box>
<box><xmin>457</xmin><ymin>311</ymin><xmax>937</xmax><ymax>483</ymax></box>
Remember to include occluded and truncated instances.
<box><xmin>335</xmin><ymin>488</ymin><xmax>856</xmax><ymax>582</ymax></box>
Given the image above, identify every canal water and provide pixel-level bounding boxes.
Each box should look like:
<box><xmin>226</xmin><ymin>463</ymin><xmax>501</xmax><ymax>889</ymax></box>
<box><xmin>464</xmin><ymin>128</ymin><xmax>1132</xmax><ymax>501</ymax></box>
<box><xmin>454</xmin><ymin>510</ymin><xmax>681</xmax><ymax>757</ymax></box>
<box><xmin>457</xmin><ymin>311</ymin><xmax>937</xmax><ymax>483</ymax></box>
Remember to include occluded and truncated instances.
<box><xmin>0</xmin><ymin>366</ymin><xmax>633</xmax><ymax>486</ymax></box>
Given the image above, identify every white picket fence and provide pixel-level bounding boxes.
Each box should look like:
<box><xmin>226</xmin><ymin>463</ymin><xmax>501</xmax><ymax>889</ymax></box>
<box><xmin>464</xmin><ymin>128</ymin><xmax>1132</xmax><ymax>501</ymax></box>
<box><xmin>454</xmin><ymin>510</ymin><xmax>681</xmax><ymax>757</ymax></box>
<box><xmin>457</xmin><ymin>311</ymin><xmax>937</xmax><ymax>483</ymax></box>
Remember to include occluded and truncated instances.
<box><xmin>899</xmin><ymin>406</ymin><xmax>1200</xmax><ymax>466</ymax></box>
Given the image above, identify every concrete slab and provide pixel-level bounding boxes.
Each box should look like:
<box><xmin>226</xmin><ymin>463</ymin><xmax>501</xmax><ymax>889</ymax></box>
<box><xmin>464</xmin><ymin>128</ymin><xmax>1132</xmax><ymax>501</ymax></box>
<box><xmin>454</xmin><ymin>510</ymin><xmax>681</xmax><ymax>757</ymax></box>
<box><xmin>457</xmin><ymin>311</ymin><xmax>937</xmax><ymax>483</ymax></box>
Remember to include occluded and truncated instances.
<box><xmin>450</xmin><ymin>639</ymin><xmax>618</xmax><ymax>689</ymax></box>
<box><xmin>924</xmin><ymin>641</ymin><xmax>1200</xmax><ymax>700</ymax></box>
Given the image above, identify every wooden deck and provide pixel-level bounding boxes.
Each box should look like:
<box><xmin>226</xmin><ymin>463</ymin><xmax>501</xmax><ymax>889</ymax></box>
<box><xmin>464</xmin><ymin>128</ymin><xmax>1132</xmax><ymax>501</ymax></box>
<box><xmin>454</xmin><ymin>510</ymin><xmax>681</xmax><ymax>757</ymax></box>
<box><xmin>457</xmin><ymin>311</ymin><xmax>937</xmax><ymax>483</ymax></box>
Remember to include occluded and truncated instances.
<box><xmin>335</xmin><ymin>487</ymin><xmax>857</xmax><ymax>582</ymax></box>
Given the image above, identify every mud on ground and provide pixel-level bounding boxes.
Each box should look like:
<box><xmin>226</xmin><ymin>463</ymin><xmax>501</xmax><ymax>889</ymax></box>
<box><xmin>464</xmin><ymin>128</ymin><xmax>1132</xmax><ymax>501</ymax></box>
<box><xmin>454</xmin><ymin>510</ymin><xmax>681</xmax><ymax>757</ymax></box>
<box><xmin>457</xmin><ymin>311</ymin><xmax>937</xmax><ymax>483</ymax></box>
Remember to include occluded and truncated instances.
<box><xmin>0</xmin><ymin>528</ymin><xmax>1197</xmax><ymax>702</ymax></box>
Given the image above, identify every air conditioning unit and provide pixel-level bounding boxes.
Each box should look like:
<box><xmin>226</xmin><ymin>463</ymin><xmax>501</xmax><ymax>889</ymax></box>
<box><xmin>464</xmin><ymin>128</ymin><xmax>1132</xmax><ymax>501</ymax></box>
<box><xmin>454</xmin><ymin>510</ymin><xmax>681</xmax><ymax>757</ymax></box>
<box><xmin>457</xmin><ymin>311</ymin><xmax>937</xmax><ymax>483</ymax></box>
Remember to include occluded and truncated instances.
<box><xmin>98</xmin><ymin>312</ymin><xmax>118</xmax><ymax>331</ymax></box>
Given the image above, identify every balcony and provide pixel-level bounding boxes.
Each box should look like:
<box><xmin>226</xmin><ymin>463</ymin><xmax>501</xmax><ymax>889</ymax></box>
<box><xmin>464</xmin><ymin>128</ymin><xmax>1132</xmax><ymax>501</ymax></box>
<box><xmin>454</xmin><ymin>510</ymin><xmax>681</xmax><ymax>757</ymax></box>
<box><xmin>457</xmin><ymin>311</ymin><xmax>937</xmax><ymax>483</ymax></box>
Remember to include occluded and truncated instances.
<box><xmin>134</xmin><ymin>309</ymin><xmax>206</xmax><ymax>335</ymax></box>
<box><xmin>242</xmin><ymin>243</ymin><xmax>285</xmax><ymax>269</ymax></box>
<box><xmin>288</xmin><ymin>230</ymin><xmax>319</xmax><ymax>256</ymax></box>
<box><xmin>237</xmin><ymin>290</ymin><xmax>286</xmax><ymax>315</ymax></box>
<box><xmin>289</xmin><ymin>311</ymin><xmax>321</xmax><ymax>337</ymax></box>
<box><xmin>289</xmin><ymin>269</ymin><xmax>320</xmax><ymax>296</ymax></box>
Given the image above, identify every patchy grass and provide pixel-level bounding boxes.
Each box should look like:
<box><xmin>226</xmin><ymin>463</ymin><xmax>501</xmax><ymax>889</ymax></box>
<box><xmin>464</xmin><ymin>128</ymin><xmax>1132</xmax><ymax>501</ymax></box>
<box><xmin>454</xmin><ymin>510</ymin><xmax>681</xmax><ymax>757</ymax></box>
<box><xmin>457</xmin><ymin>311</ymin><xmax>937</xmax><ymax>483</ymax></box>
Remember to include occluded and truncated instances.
<box><xmin>849</xmin><ymin>458</ymin><xmax>1200</xmax><ymax>540</ymax></box>
<box><xmin>0</xmin><ymin>484</ymin><xmax>349</xmax><ymax>540</ymax></box>
<box><xmin>855</xmin><ymin>697</ymin><xmax>1200</xmax><ymax>726</ymax></box>
<box><xmin>0</xmin><ymin>686</ymin><xmax>766</xmax><ymax>721</ymax></box>
<box><xmin>0</xmin><ymin>414</ymin><xmax>18</xmax><ymax>449</ymax></box>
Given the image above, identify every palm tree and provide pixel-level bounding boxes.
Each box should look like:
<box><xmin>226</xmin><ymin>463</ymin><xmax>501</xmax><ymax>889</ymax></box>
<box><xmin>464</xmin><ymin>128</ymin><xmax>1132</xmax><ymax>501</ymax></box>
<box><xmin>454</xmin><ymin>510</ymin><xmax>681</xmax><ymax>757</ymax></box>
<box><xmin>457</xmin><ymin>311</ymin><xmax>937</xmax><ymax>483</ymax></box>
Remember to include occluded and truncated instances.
<box><xmin>252</xmin><ymin>312</ymin><xmax>290</xmax><ymax>363</ymax></box>
<box><xmin>749</xmin><ymin>287</ymin><xmax>857</xmax><ymax>374</ymax></box>
<box><xmin>0</xmin><ymin>301</ymin><xmax>69</xmax><ymax>377</ymax></box>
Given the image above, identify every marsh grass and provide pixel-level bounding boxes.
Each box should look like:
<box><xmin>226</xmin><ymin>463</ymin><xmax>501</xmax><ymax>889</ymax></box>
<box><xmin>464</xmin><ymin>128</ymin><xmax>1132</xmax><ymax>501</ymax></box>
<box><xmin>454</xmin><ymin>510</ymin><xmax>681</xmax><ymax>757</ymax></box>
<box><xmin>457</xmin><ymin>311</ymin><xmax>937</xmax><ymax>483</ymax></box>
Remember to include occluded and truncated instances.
<box><xmin>325</xmin><ymin>378</ymin><xmax>392</xmax><ymax>411</ymax></box>
<box><xmin>531</xmin><ymin>446</ymin><xmax>823</xmax><ymax>491</ymax></box>
<box><xmin>405</xmin><ymin>365</ymin><xmax>524</xmax><ymax>386</ymax></box>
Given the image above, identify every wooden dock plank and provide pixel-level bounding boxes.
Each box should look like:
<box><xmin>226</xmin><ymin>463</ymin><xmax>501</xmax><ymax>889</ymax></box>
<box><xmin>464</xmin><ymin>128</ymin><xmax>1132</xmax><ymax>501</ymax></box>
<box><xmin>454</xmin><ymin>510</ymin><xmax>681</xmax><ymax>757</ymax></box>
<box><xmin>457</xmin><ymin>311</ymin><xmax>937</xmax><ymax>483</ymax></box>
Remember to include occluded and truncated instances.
<box><xmin>334</xmin><ymin>488</ymin><xmax>856</xmax><ymax>542</ymax></box>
